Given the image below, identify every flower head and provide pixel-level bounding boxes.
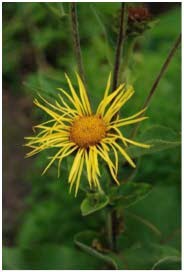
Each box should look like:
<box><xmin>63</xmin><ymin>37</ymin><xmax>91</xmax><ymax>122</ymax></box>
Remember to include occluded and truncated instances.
<box><xmin>25</xmin><ymin>73</ymin><xmax>150</xmax><ymax>196</ymax></box>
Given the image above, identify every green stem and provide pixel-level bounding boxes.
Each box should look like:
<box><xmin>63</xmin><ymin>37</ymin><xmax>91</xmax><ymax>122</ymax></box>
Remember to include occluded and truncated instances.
<box><xmin>107</xmin><ymin>208</ymin><xmax>118</xmax><ymax>253</ymax></box>
<box><xmin>130</xmin><ymin>33</ymin><xmax>181</xmax><ymax>139</ymax></box>
<box><xmin>70</xmin><ymin>3</ymin><xmax>86</xmax><ymax>86</ymax></box>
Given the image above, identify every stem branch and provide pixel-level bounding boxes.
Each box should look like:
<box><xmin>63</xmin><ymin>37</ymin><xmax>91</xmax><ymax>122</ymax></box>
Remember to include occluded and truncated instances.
<box><xmin>108</xmin><ymin>3</ymin><xmax>127</xmax><ymax>253</ymax></box>
<box><xmin>131</xmin><ymin>33</ymin><xmax>181</xmax><ymax>139</ymax></box>
<box><xmin>112</xmin><ymin>3</ymin><xmax>127</xmax><ymax>92</ymax></box>
<box><xmin>70</xmin><ymin>3</ymin><xmax>86</xmax><ymax>85</ymax></box>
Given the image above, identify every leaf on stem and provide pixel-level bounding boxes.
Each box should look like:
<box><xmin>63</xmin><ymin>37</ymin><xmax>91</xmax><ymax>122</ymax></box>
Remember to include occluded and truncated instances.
<box><xmin>152</xmin><ymin>255</ymin><xmax>181</xmax><ymax>270</ymax></box>
<box><xmin>81</xmin><ymin>192</ymin><xmax>109</xmax><ymax>216</ymax></box>
<box><xmin>113</xmin><ymin>242</ymin><xmax>181</xmax><ymax>269</ymax></box>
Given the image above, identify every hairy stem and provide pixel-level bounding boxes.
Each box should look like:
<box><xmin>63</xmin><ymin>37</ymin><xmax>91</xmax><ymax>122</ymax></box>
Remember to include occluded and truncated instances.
<box><xmin>70</xmin><ymin>3</ymin><xmax>86</xmax><ymax>85</ymax></box>
<box><xmin>130</xmin><ymin>33</ymin><xmax>181</xmax><ymax>139</ymax></box>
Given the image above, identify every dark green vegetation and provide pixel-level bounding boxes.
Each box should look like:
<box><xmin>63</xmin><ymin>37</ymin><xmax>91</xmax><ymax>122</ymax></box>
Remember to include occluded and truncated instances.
<box><xmin>3</xmin><ymin>3</ymin><xmax>181</xmax><ymax>269</ymax></box>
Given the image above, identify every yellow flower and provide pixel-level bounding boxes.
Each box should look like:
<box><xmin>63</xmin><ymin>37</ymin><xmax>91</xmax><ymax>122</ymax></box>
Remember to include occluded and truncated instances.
<box><xmin>25</xmin><ymin>73</ymin><xmax>150</xmax><ymax>196</ymax></box>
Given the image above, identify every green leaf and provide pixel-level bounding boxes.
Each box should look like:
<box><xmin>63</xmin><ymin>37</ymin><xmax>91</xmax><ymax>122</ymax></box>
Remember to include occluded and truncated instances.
<box><xmin>110</xmin><ymin>181</ymin><xmax>152</xmax><ymax>208</ymax></box>
<box><xmin>74</xmin><ymin>231</ymin><xmax>180</xmax><ymax>269</ymax></box>
<box><xmin>118</xmin><ymin>160</ymin><xmax>139</xmax><ymax>183</ymax></box>
<box><xmin>81</xmin><ymin>192</ymin><xmax>109</xmax><ymax>216</ymax></box>
<box><xmin>74</xmin><ymin>231</ymin><xmax>118</xmax><ymax>269</ymax></box>
<box><xmin>127</xmin><ymin>125</ymin><xmax>181</xmax><ymax>159</ymax></box>
<box><xmin>125</xmin><ymin>211</ymin><xmax>162</xmax><ymax>237</ymax></box>
<box><xmin>3</xmin><ymin>244</ymin><xmax>102</xmax><ymax>269</ymax></box>
<box><xmin>125</xmin><ymin>183</ymin><xmax>181</xmax><ymax>248</ymax></box>
<box><xmin>112</xmin><ymin>240</ymin><xmax>180</xmax><ymax>269</ymax></box>
<box><xmin>24</xmin><ymin>72</ymin><xmax>66</xmax><ymax>99</ymax></box>
<box><xmin>89</xmin><ymin>4</ymin><xmax>113</xmax><ymax>66</ymax></box>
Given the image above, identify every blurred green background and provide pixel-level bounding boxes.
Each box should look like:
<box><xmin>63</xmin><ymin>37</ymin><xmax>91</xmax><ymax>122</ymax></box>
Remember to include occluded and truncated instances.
<box><xmin>3</xmin><ymin>2</ymin><xmax>181</xmax><ymax>269</ymax></box>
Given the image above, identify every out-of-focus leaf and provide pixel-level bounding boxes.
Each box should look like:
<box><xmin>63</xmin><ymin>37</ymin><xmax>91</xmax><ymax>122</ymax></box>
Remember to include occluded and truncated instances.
<box><xmin>126</xmin><ymin>211</ymin><xmax>162</xmax><ymax>237</ymax></box>
<box><xmin>89</xmin><ymin>4</ymin><xmax>113</xmax><ymax>66</ymax></box>
<box><xmin>109</xmin><ymin>181</ymin><xmax>152</xmax><ymax>208</ymax></box>
<box><xmin>125</xmin><ymin>183</ymin><xmax>181</xmax><ymax>248</ymax></box>
<box><xmin>74</xmin><ymin>231</ymin><xmax>181</xmax><ymax>270</ymax></box>
<box><xmin>117</xmin><ymin>159</ymin><xmax>139</xmax><ymax>183</ymax></box>
<box><xmin>24</xmin><ymin>72</ymin><xmax>67</xmax><ymax>99</ymax></box>
<box><xmin>3</xmin><ymin>244</ymin><xmax>101</xmax><ymax>269</ymax></box>
<box><xmin>126</xmin><ymin>125</ymin><xmax>181</xmax><ymax>159</ymax></box>
<box><xmin>74</xmin><ymin>231</ymin><xmax>118</xmax><ymax>269</ymax></box>
<box><xmin>81</xmin><ymin>192</ymin><xmax>109</xmax><ymax>216</ymax></box>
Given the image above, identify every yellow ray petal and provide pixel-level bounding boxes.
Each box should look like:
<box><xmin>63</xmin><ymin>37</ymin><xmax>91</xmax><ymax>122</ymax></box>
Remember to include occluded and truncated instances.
<box><xmin>96</xmin><ymin>83</ymin><xmax>125</xmax><ymax>116</ymax></box>
<box><xmin>89</xmin><ymin>146</ymin><xmax>101</xmax><ymax>188</ymax></box>
<box><xmin>97</xmin><ymin>145</ymin><xmax>119</xmax><ymax>184</ymax></box>
<box><xmin>111</xmin><ymin>116</ymin><xmax>148</xmax><ymax>128</ymax></box>
<box><xmin>104</xmin><ymin>86</ymin><xmax>134</xmax><ymax>122</ymax></box>
<box><xmin>108</xmin><ymin>142</ymin><xmax>119</xmax><ymax>174</ymax></box>
<box><xmin>57</xmin><ymin>145</ymin><xmax>78</xmax><ymax>178</ymax></box>
<box><xmin>74</xmin><ymin>151</ymin><xmax>85</xmax><ymax>196</ymax></box>
<box><xmin>76</xmin><ymin>72</ymin><xmax>92</xmax><ymax>115</ymax></box>
<box><xmin>104</xmin><ymin>72</ymin><xmax>111</xmax><ymax>98</ymax></box>
<box><xmin>85</xmin><ymin>150</ymin><xmax>92</xmax><ymax>188</ymax></box>
<box><xmin>111</xmin><ymin>107</ymin><xmax>148</xmax><ymax>124</ymax></box>
<box><xmin>92</xmin><ymin>146</ymin><xmax>101</xmax><ymax>176</ymax></box>
<box><xmin>69</xmin><ymin>148</ymin><xmax>83</xmax><ymax>183</ymax></box>
<box><xmin>34</xmin><ymin>99</ymin><xmax>65</xmax><ymax>125</ymax></box>
<box><xmin>65</xmin><ymin>73</ymin><xmax>85</xmax><ymax>114</ymax></box>
<box><xmin>113</xmin><ymin>142</ymin><xmax>136</xmax><ymax>168</ymax></box>
<box><xmin>122</xmin><ymin>137</ymin><xmax>151</xmax><ymax>148</ymax></box>
<box><xmin>38</xmin><ymin>93</ymin><xmax>67</xmax><ymax>115</ymax></box>
<box><xmin>58</xmin><ymin>88</ymin><xmax>83</xmax><ymax>115</ymax></box>
<box><xmin>106</xmin><ymin>126</ymin><xmax>128</xmax><ymax>147</ymax></box>
<box><xmin>42</xmin><ymin>148</ymin><xmax>64</xmax><ymax>175</ymax></box>
<box><xmin>56</xmin><ymin>95</ymin><xmax>77</xmax><ymax>117</ymax></box>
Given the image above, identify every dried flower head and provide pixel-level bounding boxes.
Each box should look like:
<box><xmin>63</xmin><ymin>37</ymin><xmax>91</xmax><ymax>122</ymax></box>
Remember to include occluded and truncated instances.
<box><xmin>25</xmin><ymin>73</ymin><xmax>150</xmax><ymax>196</ymax></box>
<box><xmin>128</xmin><ymin>7</ymin><xmax>151</xmax><ymax>22</ymax></box>
<box><xmin>127</xmin><ymin>6</ymin><xmax>152</xmax><ymax>37</ymax></box>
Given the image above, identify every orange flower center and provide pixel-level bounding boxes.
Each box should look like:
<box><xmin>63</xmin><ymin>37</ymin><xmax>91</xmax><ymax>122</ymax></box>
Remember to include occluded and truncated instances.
<box><xmin>70</xmin><ymin>115</ymin><xmax>106</xmax><ymax>147</ymax></box>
